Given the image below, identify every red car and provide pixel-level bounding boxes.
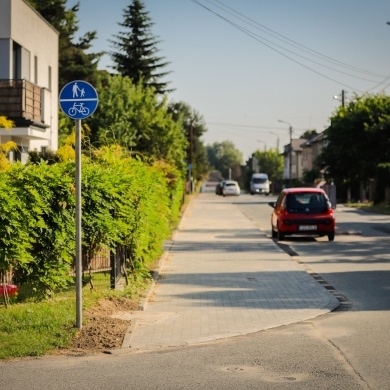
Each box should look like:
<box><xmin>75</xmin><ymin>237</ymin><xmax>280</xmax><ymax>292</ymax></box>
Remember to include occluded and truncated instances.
<box><xmin>268</xmin><ymin>188</ymin><xmax>336</xmax><ymax>241</ymax></box>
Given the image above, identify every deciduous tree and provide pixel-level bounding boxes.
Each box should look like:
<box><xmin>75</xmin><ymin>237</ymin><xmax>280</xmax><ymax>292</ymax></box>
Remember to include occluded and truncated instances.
<box><xmin>87</xmin><ymin>74</ymin><xmax>186</xmax><ymax>170</ymax></box>
<box><xmin>251</xmin><ymin>148</ymin><xmax>284</xmax><ymax>181</ymax></box>
<box><xmin>168</xmin><ymin>102</ymin><xmax>209</xmax><ymax>181</ymax></box>
<box><xmin>207</xmin><ymin>141</ymin><xmax>243</xmax><ymax>180</ymax></box>
<box><xmin>319</xmin><ymin>93</ymin><xmax>390</xmax><ymax>197</ymax></box>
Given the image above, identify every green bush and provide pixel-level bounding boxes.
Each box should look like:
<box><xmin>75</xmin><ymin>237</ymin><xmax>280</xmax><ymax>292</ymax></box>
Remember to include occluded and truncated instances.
<box><xmin>91</xmin><ymin>146</ymin><xmax>177</xmax><ymax>271</ymax></box>
<box><xmin>0</xmin><ymin>145</ymin><xmax>185</xmax><ymax>301</ymax></box>
<box><xmin>3</xmin><ymin>161</ymin><xmax>76</xmax><ymax>298</ymax></box>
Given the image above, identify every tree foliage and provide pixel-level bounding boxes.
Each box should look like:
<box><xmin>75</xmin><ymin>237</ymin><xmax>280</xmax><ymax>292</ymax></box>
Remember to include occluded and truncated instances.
<box><xmin>0</xmin><ymin>174</ymin><xmax>36</xmax><ymax>303</ymax></box>
<box><xmin>9</xmin><ymin>162</ymin><xmax>76</xmax><ymax>297</ymax></box>
<box><xmin>168</xmin><ymin>102</ymin><xmax>209</xmax><ymax>181</ymax></box>
<box><xmin>0</xmin><ymin>116</ymin><xmax>14</xmax><ymax>129</ymax></box>
<box><xmin>1</xmin><ymin>145</ymin><xmax>185</xmax><ymax>301</ymax></box>
<box><xmin>207</xmin><ymin>141</ymin><xmax>243</xmax><ymax>180</ymax></box>
<box><xmin>320</xmin><ymin>93</ymin><xmax>390</xmax><ymax>187</ymax></box>
<box><xmin>110</xmin><ymin>0</ymin><xmax>172</xmax><ymax>94</ymax></box>
<box><xmin>86</xmin><ymin>73</ymin><xmax>187</xmax><ymax>170</ymax></box>
<box><xmin>27</xmin><ymin>0</ymin><xmax>103</xmax><ymax>86</ymax></box>
<box><xmin>0</xmin><ymin>116</ymin><xmax>17</xmax><ymax>171</ymax></box>
<box><xmin>251</xmin><ymin>148</ymin><xmax>284</xmax><ymax>181</ymax></box>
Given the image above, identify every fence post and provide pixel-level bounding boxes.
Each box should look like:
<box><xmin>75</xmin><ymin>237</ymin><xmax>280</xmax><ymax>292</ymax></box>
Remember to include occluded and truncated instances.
<box><xmin>110</xmin><ymin>251</ymin><xmax>116</xmax><ymax>289</ymax></box>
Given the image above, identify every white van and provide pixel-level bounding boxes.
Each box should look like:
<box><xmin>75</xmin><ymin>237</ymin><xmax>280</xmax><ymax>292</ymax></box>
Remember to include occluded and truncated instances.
<box><xmin>250</xmin><ymin>173</ymin><xmax>270</xmax><ymax>195</ymax></box>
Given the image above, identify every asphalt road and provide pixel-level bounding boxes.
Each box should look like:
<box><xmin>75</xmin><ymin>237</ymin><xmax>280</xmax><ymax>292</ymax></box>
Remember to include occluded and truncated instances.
<box><xmin>238</xmin><ymin>194</ymin><xmax>390</xmax><ymax>390</ymax></box>
<box><xmin>1</xmin><ymin>193</ymin><xmax>388</xmax><ymax>390</ymax></box>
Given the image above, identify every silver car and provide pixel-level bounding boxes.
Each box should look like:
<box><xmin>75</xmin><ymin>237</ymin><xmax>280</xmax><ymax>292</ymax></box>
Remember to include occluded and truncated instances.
<box><xmin>222</xmin><ymin>180</ymin><xmax>240</xmax><ymax>196</ymax></box>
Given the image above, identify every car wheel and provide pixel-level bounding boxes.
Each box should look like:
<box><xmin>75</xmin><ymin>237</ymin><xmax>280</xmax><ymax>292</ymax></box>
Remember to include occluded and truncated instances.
<box><xmin>271</xmin><ymin>228</ymin><xmax>277</xmax><ymax>238</ymax></box>
<box><xmin>328</xmin><ymin>231</ymin><xmax>335</xmax><ymax>241</ymax></box>
<box><xmin>277</xmin><ymin>226</ymin><xmax>284</xmax><ymax>241</ymax></box>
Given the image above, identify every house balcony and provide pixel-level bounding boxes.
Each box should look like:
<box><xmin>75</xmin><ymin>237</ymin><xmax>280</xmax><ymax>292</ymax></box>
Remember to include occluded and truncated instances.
<box><xmin>0</xmin><ymin>79</ymin><xmax>50</xmax><ymax>140</ymax></box>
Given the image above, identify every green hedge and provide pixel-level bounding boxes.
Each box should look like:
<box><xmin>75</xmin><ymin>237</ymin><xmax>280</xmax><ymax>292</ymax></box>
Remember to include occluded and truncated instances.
<box><xmin>0</xmin><ymin>146</ymin><xmax>185</xmax><ymax>300</ymax></box>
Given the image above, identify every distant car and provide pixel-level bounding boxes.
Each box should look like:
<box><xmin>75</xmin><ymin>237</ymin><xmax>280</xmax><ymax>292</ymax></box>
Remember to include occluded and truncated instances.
<box><xmin>215</xmin><ymin>180</ymin><xmax>226</xmax><ymax>195</ymax></box>
<box><xmin>268</xmin><ymin>187</ymin><xmax>335</xmax><ymax>241</ymax></box>
<box><xmin>250</xmin><ymin>173</ymin><xmax>270</xmax><ymax>195</ymax></box>
<box><xmin>222</xmin><ymin>180</ymin><xmax>240</xmax><ymax>197</ymax></box>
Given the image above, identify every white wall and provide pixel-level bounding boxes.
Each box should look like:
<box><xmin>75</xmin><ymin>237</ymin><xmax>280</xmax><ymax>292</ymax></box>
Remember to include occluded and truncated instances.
<box><xmin>0</xmin><ymin>0</ymin><xmax>59</xmax><ymax>151</ymax></box>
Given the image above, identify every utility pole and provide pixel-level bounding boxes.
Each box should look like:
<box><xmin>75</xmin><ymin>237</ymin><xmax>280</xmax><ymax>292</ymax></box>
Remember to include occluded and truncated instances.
<box><xmin>278</xmin><ymin>120</ymin><xmax>293</xmax><ymax>186</ymax></box>
<box><xmin>334</xmin><ymin>90</ymin><xmax>346</xmax><ymax>107</ymax></box>
<box><xmin>289</xmin><ymin>125</ymin><xmax>292</xmax><ymax>184</ymax></box>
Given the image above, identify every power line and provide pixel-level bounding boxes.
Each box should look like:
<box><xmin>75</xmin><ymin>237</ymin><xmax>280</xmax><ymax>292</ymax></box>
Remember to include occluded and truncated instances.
<box><xmin>189</xmin><ymin>0</ymin><xmax>390</xmax><ymax>92</ymax></box>
<box><xmin>207</xmin><ymin>0</ymin><xmax>388</xmax><ymax>80</ymax></box>
<box><xmin>207</xmin><ymin>123</ymin><xmax>304</xmax><ymax>137</ymax></box>
<box><xmin>207</xmin><ymin>122</ymin><xmax>287</xmax><ymax>131</ymax></box>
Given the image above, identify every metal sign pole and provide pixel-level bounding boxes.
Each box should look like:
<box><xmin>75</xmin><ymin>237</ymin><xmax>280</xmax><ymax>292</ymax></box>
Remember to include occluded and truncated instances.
<box><xmin>75</xmin><ymin>119</ymin><xmax>82</xmax><ymax>329</ymax></box>
<box><xmin>59</xmin><ymin>80</ymin><xmax>98</xmax><ymax>329</ymax></box>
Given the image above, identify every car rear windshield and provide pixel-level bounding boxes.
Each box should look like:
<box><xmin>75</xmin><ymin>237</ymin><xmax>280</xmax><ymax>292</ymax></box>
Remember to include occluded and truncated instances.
<box><xmin>286</xmin><ymin>192</ymin><xmax>329</xmax><ymax>214</ymax></box>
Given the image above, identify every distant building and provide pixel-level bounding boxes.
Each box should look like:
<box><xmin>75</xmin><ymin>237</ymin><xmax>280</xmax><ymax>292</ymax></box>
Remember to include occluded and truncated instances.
<box><xmin>0</xmin><ymin>0</ymin><xmax>59</xmax><ymax>163</ymax></box>
<box><xmin>282</xmin><ymin>132</ymin><xmax>326</xmax><ymax>181</ymax></box>
<box><xmin>300</xmin><ymin>132</ymin><xmax>325</xmax><ymax>173</ymax></box>
<box><xmin>283</xmin><ymin>139</ymin><xmax>303</xmax><ymax>180</ymax></box>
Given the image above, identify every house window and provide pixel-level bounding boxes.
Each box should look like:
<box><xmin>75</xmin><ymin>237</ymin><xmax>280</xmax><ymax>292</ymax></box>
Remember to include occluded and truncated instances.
<box><xmin>15</xmin><ymin>146</ymin><xmax>29</xmax><ymax>164</ymax></box>
<box><xmin>12</xmin><ymin>42</ymin><xmax>22</xmax><ymax>79</ymax></box>
<box><xmin>34</xmin><ymin>56</ymin><xmax>38</xmax><ymax>84</ymax></box>
<box><xmin>48</xmin><ymin>66</ymin><xmax>52</xmax><ymax>91</ymax></box>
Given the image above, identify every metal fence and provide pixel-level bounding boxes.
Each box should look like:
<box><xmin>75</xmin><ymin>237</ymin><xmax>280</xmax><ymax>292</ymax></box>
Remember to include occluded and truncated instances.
<box><xmin>1</xmin><ymin>246</ymin><xmax>126</xmax><ymax>303</ymax></box>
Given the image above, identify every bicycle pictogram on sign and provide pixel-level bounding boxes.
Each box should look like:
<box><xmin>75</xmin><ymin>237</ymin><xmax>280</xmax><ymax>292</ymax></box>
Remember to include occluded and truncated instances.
<box><xmin>68</xmin><ymin>102</ymin><xmax>90</xmax><ymax>117</ymax></box>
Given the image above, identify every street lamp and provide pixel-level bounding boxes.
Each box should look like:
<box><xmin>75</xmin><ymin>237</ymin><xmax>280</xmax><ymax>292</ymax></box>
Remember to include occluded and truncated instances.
<box><xmin>257</xmin><ymin>140</ymin><xmax>266</xmax><ymax>151</ymax></box>
<box><xmin>278</xmin><ymin>119</ymin><xmax>293</xmax><ymax>184</ymax></box>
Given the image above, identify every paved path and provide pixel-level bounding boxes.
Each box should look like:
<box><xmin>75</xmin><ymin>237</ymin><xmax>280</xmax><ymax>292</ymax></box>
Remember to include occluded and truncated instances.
<box><xmin>117</xmin><ymin>194</ymin><xmax>339</xmax><ymax>351</ymax></box>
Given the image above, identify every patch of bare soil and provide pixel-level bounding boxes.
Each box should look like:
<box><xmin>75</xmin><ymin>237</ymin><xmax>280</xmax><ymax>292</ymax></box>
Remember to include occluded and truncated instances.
<box><xmin>58</xmin><ymin>297</ymin><xmax>139</xmax><ymax>355</ymax></box>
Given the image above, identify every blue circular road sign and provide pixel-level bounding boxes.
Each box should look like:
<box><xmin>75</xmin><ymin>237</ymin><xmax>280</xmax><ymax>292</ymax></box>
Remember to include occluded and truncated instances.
<box><xmin>59</xmin><ymin>80</ymin><xmax>98</xmax><ymax>119</ymax></box>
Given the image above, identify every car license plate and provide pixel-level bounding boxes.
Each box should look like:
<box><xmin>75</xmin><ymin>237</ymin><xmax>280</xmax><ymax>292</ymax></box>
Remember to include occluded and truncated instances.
<box><xmin>299</xmin><ymin>225</ymin><xmax>317</xmax><ymax>231</ymax></box>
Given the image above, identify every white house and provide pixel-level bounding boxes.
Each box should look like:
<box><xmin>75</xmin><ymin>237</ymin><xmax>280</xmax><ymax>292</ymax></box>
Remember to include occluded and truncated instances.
<box><xmin>0</xmin><ymin>0</ymin><xmax>59</xmax><ymax>163</ymax></box>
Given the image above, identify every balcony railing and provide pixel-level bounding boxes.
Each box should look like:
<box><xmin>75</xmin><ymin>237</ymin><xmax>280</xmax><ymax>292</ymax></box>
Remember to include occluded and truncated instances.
<box><xmin>0</xmin><ymin>79</ymin><xmax>42</xmax><ymax>124</ymax></box>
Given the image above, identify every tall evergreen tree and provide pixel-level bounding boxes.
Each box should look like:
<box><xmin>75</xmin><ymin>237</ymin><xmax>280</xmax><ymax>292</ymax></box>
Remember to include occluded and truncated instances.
<box><xmin>27</xmin><ymin>0</ymin><xmax>103</xmax><ymax>87</ymax></box>
<box><xmin>110</xmin><ymin>0</ymin><xmax>173</xmax><ymax>94</ymax></box>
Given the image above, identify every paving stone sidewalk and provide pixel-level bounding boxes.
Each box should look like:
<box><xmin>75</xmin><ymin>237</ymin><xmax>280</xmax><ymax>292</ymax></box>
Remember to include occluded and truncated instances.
<box><xmin>119</xmin><ymin>194</ymin><xmax>339</xmax><ymax>351</ymax></box>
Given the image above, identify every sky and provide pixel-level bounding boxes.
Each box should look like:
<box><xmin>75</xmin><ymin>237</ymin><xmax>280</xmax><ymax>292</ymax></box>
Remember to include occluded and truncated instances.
<box><xmin>72</xmin><ymin>0</ymin><xmax>390</xmax><ymax>162</ymax></box>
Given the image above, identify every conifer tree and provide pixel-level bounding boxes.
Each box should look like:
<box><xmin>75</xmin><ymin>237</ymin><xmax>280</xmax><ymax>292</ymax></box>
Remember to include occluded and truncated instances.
<box><xmin>110</xmin><ymin>0</ymin><xmax>173</xmax><ymax>94</ymax></box>
<box><xmin>27</xmin><ymin>0</ymin><xmax>103</xmax><ymax>87</ymax></box>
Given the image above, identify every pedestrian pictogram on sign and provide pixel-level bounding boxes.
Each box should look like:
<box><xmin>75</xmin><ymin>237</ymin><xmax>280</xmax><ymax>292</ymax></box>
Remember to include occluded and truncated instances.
<box><xmin>59</xmin><ymin>80</ymin><xmax>98</xmax><ymax>120</ymax></box>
